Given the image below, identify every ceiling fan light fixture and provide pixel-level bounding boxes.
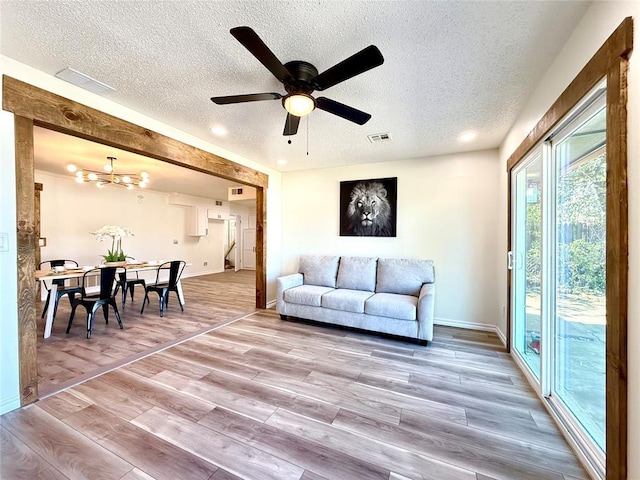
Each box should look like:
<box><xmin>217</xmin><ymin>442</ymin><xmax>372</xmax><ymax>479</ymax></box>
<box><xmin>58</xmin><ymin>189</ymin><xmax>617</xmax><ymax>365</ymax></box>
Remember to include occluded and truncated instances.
<box><xmin>283</xmin><ymin>93</ymin><xmax>315</xmax><ymax>117</ymax></box>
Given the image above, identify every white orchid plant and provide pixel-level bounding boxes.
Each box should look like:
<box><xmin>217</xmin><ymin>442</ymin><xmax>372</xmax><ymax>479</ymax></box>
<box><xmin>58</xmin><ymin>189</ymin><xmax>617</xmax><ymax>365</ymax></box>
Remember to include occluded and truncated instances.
<box><xmin>92</xmin><ymin>225</ymin><xmax>134</xmax><ymax>262</ymax></box>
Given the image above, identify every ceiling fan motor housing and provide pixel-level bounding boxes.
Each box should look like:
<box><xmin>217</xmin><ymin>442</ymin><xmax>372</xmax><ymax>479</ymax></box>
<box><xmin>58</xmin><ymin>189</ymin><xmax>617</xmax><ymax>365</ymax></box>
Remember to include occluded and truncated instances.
<box><xmin>283</xmin><ymin>61</ymin><xmax>319</xmax><ymax>94</ymax></box>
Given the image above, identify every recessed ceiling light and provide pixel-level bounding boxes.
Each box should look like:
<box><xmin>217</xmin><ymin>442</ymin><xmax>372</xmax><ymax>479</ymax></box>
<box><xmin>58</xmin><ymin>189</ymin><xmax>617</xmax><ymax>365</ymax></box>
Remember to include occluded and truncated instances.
<box><xmin>458</xmin><ymin>131</ymin><xmax>477</xmax><ymax>142</ymax></box>
<box><xmin>276</xmin><ymin>159</ymin><xmax>287</xmax><ymax>166</ymax></box>
<box><xmin>210</xmin><ymin>126</ymin><xmax>228</xmax><ymax>136</ymax></box>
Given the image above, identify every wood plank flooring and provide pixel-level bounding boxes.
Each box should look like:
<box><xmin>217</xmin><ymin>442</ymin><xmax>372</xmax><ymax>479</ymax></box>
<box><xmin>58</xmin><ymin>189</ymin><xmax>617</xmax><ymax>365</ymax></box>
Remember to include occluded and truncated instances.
<box><xmin>3</xmin><ymin>301</ymin><xmax>588</xmax><ymax>479</ymax></box>
<box><xmin>36</xmin><ymin>269</ymin><xmax>256</xmax><ymax>396</ymax></box>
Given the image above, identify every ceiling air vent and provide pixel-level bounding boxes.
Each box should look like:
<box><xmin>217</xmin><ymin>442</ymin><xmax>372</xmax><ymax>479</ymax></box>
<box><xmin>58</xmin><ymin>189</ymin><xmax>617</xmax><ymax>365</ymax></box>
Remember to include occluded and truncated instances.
<box><xmin>55</xmin><ymin>67</ymin><xmax>115</xmax><ymax>94</ymax></box>
<box><xmin>367</xmin><ymin>132</ymin><xmax>392</xmax><ymax>144</ymax></box>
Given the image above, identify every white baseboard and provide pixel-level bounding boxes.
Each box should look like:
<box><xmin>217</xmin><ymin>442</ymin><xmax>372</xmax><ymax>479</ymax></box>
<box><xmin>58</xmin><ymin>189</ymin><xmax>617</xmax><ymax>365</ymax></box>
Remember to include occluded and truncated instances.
<box><xmin>434</xmin><ymin>317</ymin><xmax>506</xmax><ymax>346</ymax></box>
<box><xmin>266</xmin><ymin>299</ymin><xmax>276</xmax><ymax>309</ymax></box>
<box><xmin>182</xmin><ymin>268</ymin><xmax>224</xmax><ymax>279</ymax></box>
<box><xmin>0</xmin><ymin>394</ymin><xmax>21</xmax><ymax>415</ymax></box>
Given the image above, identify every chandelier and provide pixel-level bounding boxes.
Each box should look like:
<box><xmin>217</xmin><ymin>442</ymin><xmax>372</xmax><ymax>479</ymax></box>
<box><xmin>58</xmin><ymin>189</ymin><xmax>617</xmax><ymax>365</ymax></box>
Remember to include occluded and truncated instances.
<box><xmin>67</xmin><ymin>156</ymin><xmax>149</xmax><ymax>189</ymax></box>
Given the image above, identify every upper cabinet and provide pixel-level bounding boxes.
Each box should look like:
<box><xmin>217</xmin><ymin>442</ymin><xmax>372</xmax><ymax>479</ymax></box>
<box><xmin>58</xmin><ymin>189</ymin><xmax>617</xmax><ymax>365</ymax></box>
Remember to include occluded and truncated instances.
<box><xmin>187</xmin><ymin>207</ymin><xmax>208</xmax><ymax>236</ymax></box>
<box><xmin>208</xmin><ymin>200</ymin><xmax>231</xmax><ymax>220</ymax></box>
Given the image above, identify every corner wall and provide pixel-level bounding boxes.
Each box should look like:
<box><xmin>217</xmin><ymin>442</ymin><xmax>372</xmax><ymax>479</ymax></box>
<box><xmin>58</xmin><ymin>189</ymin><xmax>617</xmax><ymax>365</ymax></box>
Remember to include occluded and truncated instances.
<box><xmin>281</xmin><ymin>149</ymin><xmax>502</xmax><ymax>331</ymax></box>
<box><xmin>498</xmin><ymin>2</ymin><xmax>639</xmax><ymax>477</ymax></box>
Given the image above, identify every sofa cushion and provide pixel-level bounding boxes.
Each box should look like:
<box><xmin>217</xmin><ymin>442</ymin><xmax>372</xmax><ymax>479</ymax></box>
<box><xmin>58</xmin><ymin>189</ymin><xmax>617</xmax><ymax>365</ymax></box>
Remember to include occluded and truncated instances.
<box><xmin>299</xmin><ymin>255</ymin><xmax>340</xmax><ymax>288</ymax></box>
<box><xmin>336</xmin><ymin>256</ymin><xmax>377</xmax><ymax>292</ymax></box>
<box><xmin>283</xmin><ymin>285</ymin><xmax>335</xmax><ymax>307</ymax></box>
<box><xmin>376</xmin><ymin>258</ymin><xmax>435</xmax><ymax>296</ymax></box>
<box><xmin>365</xmin><ymin>293</ymin><xmax>418</xmax><ymax>321</ymax></box>
<box><xmin>321</xmin><ymin>289</ymin><xmax>374</xmax><ymax>314</ymax></box>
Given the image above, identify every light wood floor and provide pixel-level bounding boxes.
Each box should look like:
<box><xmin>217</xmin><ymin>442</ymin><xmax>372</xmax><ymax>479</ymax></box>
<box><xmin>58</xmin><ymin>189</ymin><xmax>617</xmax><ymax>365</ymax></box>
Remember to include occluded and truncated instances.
<box><xmin>36</xmin><ymin>269</ymin><xmax>257</xmax><ymax>397</ymax></box>
<box><xmin>2</xmin><ymin>279</ymin><xmax>588</xmax><ymax>479</ymax></box>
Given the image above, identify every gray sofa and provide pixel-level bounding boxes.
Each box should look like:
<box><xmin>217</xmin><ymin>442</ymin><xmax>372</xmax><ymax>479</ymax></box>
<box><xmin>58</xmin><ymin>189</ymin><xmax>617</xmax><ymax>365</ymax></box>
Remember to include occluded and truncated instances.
<box><xmin>276</xmin><ymin>255</ymin><xmax>435</xmax><ymax>343</ymax></box>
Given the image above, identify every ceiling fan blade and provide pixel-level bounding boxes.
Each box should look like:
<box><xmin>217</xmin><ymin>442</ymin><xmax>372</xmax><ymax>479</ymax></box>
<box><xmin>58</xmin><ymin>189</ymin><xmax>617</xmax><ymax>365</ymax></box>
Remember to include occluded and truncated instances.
<box><xmin>211</xmin><ymin>93</ymin><xmax>282</xmax><ymax>105</ymax></box>
<box><xmin>316</xmin><ymin>97</ymin><xmax>372</xmax><ymax>125</ymax></box>
<box><xmin>312</xmin><ymin>45</ymin><xmax>384</xmax><ymax>91</ymax></box>
<box><xmin>230</xmin><ymin>26</ymin><xmax>294</xmax><ymax>84</ymax></box>
<box><xmin>283</xmin><ymin>113</ymin><xmax>300</xmax><ymax>136</ymax></box>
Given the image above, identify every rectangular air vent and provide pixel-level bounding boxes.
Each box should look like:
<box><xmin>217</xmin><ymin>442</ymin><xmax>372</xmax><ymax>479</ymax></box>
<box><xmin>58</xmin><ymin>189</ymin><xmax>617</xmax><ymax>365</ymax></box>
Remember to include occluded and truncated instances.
<box><xmin>55</xmin><ymin>67</ymin><xmax>115</xmax><ymax>94</ymax></box>
<box><xmin>231</xmin><ymin>188</ymin><xmax>243</xmax><ymax>195</ymax></box>
<box><xmin>367</xmin><ymin>132</ymin><xmax>392</xmax><ymax>143</ymax></box>
<box><xmin>215</xmin><ymin>200</ymin><xmax>223</xmax><ymax>206</ymax></box>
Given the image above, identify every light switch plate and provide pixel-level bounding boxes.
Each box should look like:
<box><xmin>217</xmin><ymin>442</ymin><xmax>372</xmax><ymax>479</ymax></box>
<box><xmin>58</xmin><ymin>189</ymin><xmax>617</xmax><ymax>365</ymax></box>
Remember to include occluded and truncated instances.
<box><xmin>0</xmin><ymin>232</ymin><xmax>9</xmax><ymax>252</ymax></box>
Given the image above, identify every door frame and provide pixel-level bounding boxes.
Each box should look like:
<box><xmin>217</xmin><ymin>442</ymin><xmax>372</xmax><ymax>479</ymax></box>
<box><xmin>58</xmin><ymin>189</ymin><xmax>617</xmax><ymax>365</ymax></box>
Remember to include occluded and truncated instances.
<box><xmin>505</xmin><ymin>18</ymin><xmax>632</xmax><ymax>480</ymax></box>
<box><xmin>3</xmin><ymin>75</ymin><xmax>269</xmax><ymax>406</ymax></box>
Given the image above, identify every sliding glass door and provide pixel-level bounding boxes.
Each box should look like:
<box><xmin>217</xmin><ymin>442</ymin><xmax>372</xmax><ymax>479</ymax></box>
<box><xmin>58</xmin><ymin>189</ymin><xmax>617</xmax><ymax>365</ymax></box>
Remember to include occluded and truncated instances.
<box><xmin>510</xmin><ymin>84</ymin><xmax>606</xmax><ymax>466</ymax></box>
<box><xmin>552</xmin><ymin>99</ymin><xmax>607</xmax><ymax>453</ymax></box>
<box><xmin>512</xmin><ymin>152</ymin><xmax>543</xmax><ymax>381</ymax></box>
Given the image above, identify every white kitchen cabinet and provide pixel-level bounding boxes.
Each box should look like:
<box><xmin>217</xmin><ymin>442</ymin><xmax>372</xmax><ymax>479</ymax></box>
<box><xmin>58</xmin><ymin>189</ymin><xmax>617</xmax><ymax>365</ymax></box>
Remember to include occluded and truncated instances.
<box><xmin>207</xmin><ymin>200</ymin><xmax>231</xmax><ymax>220</ymax></box>
<box><xmin>187</xmin><ymin>206</ymin><xmax>208</xmax><ymax>236</ymax></box>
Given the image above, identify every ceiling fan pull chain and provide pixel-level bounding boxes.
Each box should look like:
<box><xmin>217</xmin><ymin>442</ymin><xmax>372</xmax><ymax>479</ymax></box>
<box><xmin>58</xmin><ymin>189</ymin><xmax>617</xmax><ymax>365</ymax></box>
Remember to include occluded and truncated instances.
<box><xmin>306</xmin><ymin>116</ymin><xmax>309</xmax><ymax>156</ymax></box>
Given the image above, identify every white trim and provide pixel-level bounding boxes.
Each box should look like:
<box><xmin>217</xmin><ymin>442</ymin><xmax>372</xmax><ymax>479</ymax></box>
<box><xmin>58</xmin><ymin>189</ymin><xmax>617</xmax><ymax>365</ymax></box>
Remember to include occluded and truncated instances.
<box><xmin>434</xmin><ymin>317</ymin><xmax>497</xmax><ymax>333</ymax></box>
<box><xmin>0</xmin><ymin>394</ymin><xmax>21</xmax><ymax>415</ymax></box>
<box><xmin>266</xmin><ymin>299</ymin><xmax>277</xmax><ymax>309</ymax></box>
<box><xmin>495</xmin><ymin>326</ymin><xmax>507</xmax><ymax>347</ymax></box>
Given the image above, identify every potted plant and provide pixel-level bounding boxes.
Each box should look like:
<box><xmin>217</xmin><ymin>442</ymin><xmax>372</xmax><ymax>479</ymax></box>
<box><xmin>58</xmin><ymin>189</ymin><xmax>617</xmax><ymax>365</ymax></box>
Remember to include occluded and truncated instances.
<box><xmin>92</xmin><ymin>225</ymin><xmax>134</xmax><ymax>265</ymax></box>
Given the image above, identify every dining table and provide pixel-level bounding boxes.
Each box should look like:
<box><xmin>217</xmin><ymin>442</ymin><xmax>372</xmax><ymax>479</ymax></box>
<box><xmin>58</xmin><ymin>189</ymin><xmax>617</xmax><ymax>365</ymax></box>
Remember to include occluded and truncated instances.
<box><xmin>36</xmin><ymin>262</ymin><xmax>189</xmax><ymax>339</ymax></box>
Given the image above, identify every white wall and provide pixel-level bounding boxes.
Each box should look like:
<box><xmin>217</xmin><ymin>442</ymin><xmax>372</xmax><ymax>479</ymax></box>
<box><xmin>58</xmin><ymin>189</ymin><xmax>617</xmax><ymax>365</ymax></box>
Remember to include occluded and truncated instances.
<box><xmin>0</xmin><ymin>57</ymin><xmax>283</xmax><ymax>415</ymax></box>
<box><xmin>35</xmin><ymin>171</ymin><xmax>229</xmax><ymax>277</ymax></box>
<box><xmin>498</xmin><ymin>2</ymin><xmax>639</xmax><ymax>477</ymax></box>
<box><xmin>281</xmin><ymin>149</ymin><xmax>502</xmax><ymax>330</ymax></box>
<box><xmin>0</xmin><ymin>100</ymin><xmax>20</xmax><ymax>414</ymax></box>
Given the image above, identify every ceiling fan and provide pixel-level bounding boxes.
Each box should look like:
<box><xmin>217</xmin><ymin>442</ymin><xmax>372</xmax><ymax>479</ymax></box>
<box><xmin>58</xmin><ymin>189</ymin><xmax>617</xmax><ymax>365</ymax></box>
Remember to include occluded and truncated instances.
<box><xmin>211</xmin><ymin>26</ymin><xmax>384</xmax><ymax>136</ymax></box>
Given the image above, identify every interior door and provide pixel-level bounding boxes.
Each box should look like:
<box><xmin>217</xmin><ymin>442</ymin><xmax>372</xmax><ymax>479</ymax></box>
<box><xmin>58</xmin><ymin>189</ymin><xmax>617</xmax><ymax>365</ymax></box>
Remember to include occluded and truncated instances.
<box><xmin>242</xmin><ymin>228</ymin><xmax>256</xmax><ymax>270</ymax></box>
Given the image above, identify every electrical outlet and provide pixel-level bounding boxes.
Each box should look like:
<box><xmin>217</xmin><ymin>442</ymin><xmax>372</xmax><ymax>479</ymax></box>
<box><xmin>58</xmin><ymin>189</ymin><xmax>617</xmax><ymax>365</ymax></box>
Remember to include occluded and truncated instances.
<box><xmin>203</xmin><ymin>261</ymin><xmax>208</xmax><ymax>266</ymax></box>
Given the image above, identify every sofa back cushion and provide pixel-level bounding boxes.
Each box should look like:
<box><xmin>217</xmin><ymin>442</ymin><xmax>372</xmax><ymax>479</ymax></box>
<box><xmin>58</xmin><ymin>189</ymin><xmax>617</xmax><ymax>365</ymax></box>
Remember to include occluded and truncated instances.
<box><xmin>299</xmin><ymin>255</ymin><xmax>340</xmax><ymax>288</ymax></box>
<box><xmin>336</xmin><ymin>256</ymin><xmax>377</xmax><ymax>292</ymax></box>
<box><xmin>375</xmin><ymin>258</ymin><xmax>435</xmax><ymax>296</ymax></box>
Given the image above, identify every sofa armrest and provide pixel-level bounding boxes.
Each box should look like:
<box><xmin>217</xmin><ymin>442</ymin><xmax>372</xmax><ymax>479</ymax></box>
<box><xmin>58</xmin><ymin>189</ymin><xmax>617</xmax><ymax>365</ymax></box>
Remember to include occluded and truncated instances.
<box><xmin>417</xmin><ymin>283</ymin><xmax>435</xmax><ymax>341</ymax></box>
<box><xmin>276</xmin><ymin>273</ymin><xmax>304</xmax><ymax>313</ymax></box>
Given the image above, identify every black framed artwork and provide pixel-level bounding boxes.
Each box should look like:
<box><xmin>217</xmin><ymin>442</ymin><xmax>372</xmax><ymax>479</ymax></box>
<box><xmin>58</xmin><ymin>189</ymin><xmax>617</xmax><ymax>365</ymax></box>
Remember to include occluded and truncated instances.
<box><xmin>339</xmin><ymin>177</ymin><xmax>397</xmax><ymax>237</ymax></box>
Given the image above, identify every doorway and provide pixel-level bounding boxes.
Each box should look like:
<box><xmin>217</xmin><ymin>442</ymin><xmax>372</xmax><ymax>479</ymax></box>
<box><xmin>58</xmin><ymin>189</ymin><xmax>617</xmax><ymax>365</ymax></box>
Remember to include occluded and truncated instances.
<box><xmin>4</xmin><ymin>75</ymin><xmax>268</xmax><ymax>405</ymax></box>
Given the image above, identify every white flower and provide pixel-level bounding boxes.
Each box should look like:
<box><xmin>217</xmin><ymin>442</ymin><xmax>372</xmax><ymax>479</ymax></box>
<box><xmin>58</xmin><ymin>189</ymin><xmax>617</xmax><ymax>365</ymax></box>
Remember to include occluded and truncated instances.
<box><xmin>92</xmin><ymin>225</ymin><xmax>134</xmax><ymax>241</ymax></box>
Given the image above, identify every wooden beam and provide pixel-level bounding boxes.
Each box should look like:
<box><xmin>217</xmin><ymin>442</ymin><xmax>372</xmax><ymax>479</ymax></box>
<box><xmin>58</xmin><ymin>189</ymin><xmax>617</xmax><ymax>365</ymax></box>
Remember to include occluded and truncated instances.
<box><xmin>256</xmin><ymin>187</ymin><xmax>267</xmax><ymax>309</ymax></box>
<box><xmin>34</xmin><ymin>183</ymin><xmax>42</xmax><ymax>269</ymax></box>
<box><xmin>605</xmin><ymin>56</ymin><xmax>628</xmax><ymax>480</ymax></box>
<box><xmin>2</xmin><ymin>76</ymin><xmax>268</xmax><ymax>189</ymax></box>
<box><xmin>14</xmin><ymin>116</ymin><xmax>38</xmax><ymax>405</ymax></box>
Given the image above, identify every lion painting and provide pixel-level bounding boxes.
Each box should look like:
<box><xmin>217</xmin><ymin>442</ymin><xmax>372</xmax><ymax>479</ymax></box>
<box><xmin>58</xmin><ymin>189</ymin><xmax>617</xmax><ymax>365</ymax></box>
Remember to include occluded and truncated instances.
<box><xmin>341</xmin><ymin>179</ymin><xmax>396</xmax><ymax>236</ymax></box>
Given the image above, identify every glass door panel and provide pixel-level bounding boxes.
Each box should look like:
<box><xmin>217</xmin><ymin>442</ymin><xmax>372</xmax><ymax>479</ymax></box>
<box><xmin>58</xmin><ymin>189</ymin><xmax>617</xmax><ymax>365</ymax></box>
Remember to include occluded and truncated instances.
<box><xmin>512</xmin><ymin>153</ymin><xmax>542</xmax><ymax>380</ymax></box>
<box><xmin>553</xmin><ymin>104</ymin><xmax>606</xmax><ymax>452</ymax></box>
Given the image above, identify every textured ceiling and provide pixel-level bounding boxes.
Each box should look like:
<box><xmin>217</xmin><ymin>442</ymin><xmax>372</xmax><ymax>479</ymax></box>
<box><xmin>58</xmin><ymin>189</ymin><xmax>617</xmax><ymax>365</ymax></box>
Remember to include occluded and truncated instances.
<box><xmin>33</xmin><ymin>127</ymin><xmax>246</xmax><ymax>201</ymax></box>
<box><xmin>1</xmin><ymin>1</ymin><xmax>590</xmax><ymax>173</ymax></box>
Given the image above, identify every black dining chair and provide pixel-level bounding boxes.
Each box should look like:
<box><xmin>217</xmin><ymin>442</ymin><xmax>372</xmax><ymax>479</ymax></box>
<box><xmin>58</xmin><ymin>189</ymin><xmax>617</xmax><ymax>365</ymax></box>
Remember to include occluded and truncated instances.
<box><xmin>67</xmin><ymin>266</ymin><xmax>123</xmax><ymax>339</ymax></box>
<box><xmin>39</xmin><ymin>259</ymin><xmax>83</xmax><ymax>321</ymax></box>
<box><xmin>113</xmin><ymin>270</ymin><xmax>147</xmax><ymax>309</ymax></box>
<box><xmin>140</xmin><ymin>260</ymin><xmax>186</xmax><ymax>317</ymax></box>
